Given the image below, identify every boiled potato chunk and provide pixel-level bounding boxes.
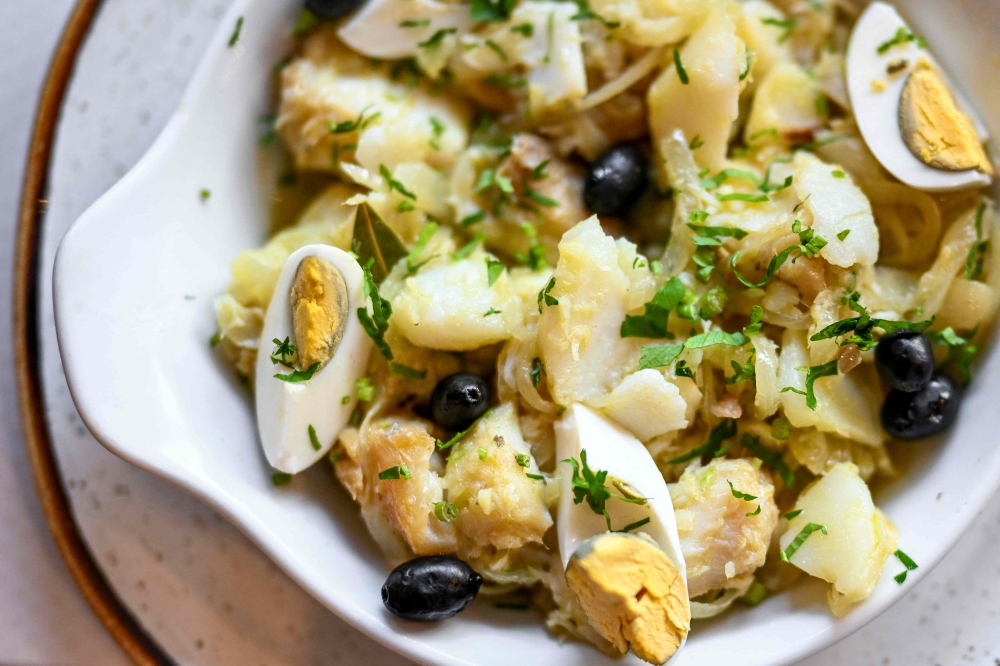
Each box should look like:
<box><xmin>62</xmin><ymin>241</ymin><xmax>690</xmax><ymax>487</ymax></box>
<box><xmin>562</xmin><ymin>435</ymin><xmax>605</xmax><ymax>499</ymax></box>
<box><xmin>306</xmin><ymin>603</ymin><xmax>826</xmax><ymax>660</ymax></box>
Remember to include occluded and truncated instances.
<box><xmin>443</xmin><ymin>404</ymin><xmax>553</xmax><ymax>555</ymax></box>
<box><xmin>392</xmin><ymin>251</ymin><xmax>521</xmax><ymax>351</ymax></box>
<box><xmin>648</xmin><ymin>3</ymin><xmax>745</xmax><ymax>170</ymax></box>
<box><xmin>745</xmin><ymin>62</ymin><xmax>822</xmax><ymax>141</ymax></box>
<box><xmin>537</xmin><ymin>217</ymin><xmax>643</xmax><ymax>405</ymax></box>
<box><xmin>781</xmin><ymin>463</ymin><xmax>898</xmax><ymax>616</ymax></box>
<box><xmin>595</xmin><ymin>369</ymin><xmax>689</xmax><ymax>441</ymax></box>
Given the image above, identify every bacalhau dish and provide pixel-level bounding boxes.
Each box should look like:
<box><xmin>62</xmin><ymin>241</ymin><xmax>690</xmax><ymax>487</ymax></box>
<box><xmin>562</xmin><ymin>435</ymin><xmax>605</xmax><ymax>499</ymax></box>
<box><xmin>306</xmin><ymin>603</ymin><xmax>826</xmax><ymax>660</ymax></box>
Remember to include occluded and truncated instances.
<box><xmin>211</xmin><ymin>0</ymin><xmax>996</xmax><ymax>662</ymax></box>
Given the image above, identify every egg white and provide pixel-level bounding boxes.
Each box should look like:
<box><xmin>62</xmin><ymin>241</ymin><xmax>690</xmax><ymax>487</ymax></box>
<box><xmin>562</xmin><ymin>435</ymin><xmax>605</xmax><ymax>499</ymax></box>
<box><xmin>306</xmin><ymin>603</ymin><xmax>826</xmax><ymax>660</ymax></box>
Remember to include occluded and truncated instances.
<box><xmin>255</xmin><ymin>245</ymin><xmax>373</xmax><ymax>474</ymax></box>
<box><xmin>847</xmin><ymin>1</ymin><xmax>991</xmax><ymax>192</ymax></box>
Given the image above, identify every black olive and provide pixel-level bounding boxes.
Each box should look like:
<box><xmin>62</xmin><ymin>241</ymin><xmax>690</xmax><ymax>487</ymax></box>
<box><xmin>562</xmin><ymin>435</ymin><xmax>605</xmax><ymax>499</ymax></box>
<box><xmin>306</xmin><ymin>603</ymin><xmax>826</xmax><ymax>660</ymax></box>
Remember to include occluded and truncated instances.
<box><xmin>583</xmin><ymin>144</ymin><xmax>648</xmax><ymax>216</ymax></box>
<box><xmin>875</xmin><ymin>331</ymin><xmax>935</xmax><ymax>393</ymax></box>
<box><xmin>881</xmin><ymin>374</ymin><xmax>961</xmax><ymax>440</ymax></box>
<box><xmin>382</xmin><ymin>556</ymin><xmax>483</xmax><ymax>621</ymax></box>
<box><xmin>305</xmin><ymin>0</ymin><xmax>366</xmax><ymax>19</ymax></box>
<box><xmin>430</xmin><ymin>372</ymin><xmax>490</xmax><ymax>431</ymax></box>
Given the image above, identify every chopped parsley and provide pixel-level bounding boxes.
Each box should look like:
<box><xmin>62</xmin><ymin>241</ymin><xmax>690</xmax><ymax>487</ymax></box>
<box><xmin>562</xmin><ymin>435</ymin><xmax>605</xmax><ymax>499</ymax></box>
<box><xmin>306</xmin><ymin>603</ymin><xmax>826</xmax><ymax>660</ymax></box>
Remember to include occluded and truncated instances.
<box><xmin>965</xmin><ymin>203</ymin><xmax>988</xmax><ymax>281</ymax></box>
<box><xmin>228</xmin><ymin>17</ymin><xmax>244</xmax><ymax>47</ymax></box>
<box><xmin>454</xmin><ymin>233</ymin><xmax>484</xmax><ymax>260</ymax></box>
<box><xmin>893</xmin><ymin>549</ymin><xmax>919</xmax><ymax>584</ymax></box>
<box><xmin>510</xmin><ymin>22</ymin><xmax>534</xmax><ymax>36</ymax></box>
<box><xmin>717</xmin><ymin>192</ymin><xmax>769</xmax><ymax>203</ymax></box>
<box><xmin>308</xmin><ymin>424</ymin><xmax>321</xmax><ymax>451</ymax></box>
<box><xmin>391</xmin><ymin>363</ymin><xmax>426</xmax><ymax>379</ymax></box>
<box><xmin>687</xmin><ymin>223</ymin><xmax>749</xmax><ymax>246</ymax></box>
<box><xmin>270</xmin><ymin>336</ymin><xmax>296</xmax><ymax>368</ymax></box>
<box><xmin>562</xmin><ymin>450</ymin><xmax>647</xmax><ymax>530</ymax></box>
<box><xmin>407</xmin><ymin>222</ymin><xmax>439</xmax><ymax>273</ymax></box>
<box><xmin>199</xmin><ymin>188</ymin><xmax>211</xmax><ymax>201</ymax></box>
<box><xmin>744</xmin><ymin>305</ymin><xmax>764</xmax><ymax>334</ymax></box>
<box><xmin>781</xmin><ymin>359</ymin><xmax>838</xmax><ymax>410</ymax></box>
<box><xmin>329</xmin><ymin>106</ymin><xmax>381</xmax><ymax>134</ymax></box>
<box><xmin>876</xmin><ymin>27</ymin><xmax>927</xmax><ymax>55</ymax></box>
<box><xmin>399</xmin><ymin>18</ymin><xmax>431</xmax><ymax>27</ymax></box>
<box><xmin>740</xmin><ymin>434</ymin><xmax>795</xmax><ymax>488</ymax></box>
<box><xmin>210</xmin><ymin>331</ymin><xmax>221</xmax><ymax>347</ymax></box>
<box><xmin>726</xmin><ymin>349</ymin><xmax>756</xmax><ymax>385</ymax></box>
<box><xmin>784</xmin><ymin>509</ymin><xmax>803</xmax><ymax>520</ymax></box>
<box><xmin>418</xmin><ymin>27</ymin><xmax>457</xmax><ymax>48</ymax></box>
<box><xmin>781</xmin><ymin>523</ymin><xmax>828</xmax><ymax>562</ymax></box>
<box><xmin>673</xmin><ymin>48</ymin><xmax>689</xmax><ymax>84</ymax></box>
<box><xmin>436</xmin><ymin>409</ymin><xmax>492</xmax><ymax>451</ymax></box>
<box><xmin>378</xmin><ymin>464</ymin><xmax>412</xmax><ymax>480</ymax></box>
<box><xmin>831</xmin><ymin>169</ymin><xmax>846</xmax><ymax>178</ymax></box>
<box><xmin>749</xmin><ymin>127</ymin><xmax>778</xmax><ymax>142</ymax></box>
<box><xmin>537</xmin><ymin>277</ymin><xmax>559</xmax><ymax>313</ymax></box>
<box><xmin>927</xmin><ymin>327</ymin><xmax>977</xmax><ymax>384</ymax></box>
<box><xmin>484</xmin><ymin>38</ymin><xmax>508</xmax><ymax>62</ymax></box>
<box><xmin>356</xmin><ymin>377</ymin><xmax>375</xmax><ymax>401</ymax></box>
<box><xmin>667</xmin><ymin>419</ymin><xmax>737</xmax><ymax>465</ymax></box>
<box><xmin>479</xmin><ymin>447</ymin><xmax>489</xmax><ymax>461</ymax></box>
<box><xmin>434</xmin><ymin>501</ymin><xmax>459</xmax><ymax>522</ymax></box>
<box><xmin>460</xmin><ymin>210</ymin><xmax>487</xmax><ymax>228</ymax></box>
<box><xmin>274</xmin><ymin>362</ymin><xmax>320</xmax><ymax>383</ymax></box>
<box><xmin>483</xmin><ymin>72</ymin><xmax>527</xmax><ymax>88</ymax></box>
<box><xmin>397</xmin><ymin>200</ymin><xmax>416</xmax><ymax>213</ymax></box>
<box><xmin>293</xmin><ymin>10</ymin><xmax>319</xmax><ymax>36</ymax></box>
<box><xmin>523</xmin><ymin>181</ymin><xmax>559</xmax><ymax>207</ymax></box>
<box><xmin>379</xmin><ymin>164</ymin><xmax>417</xmax><ymax>200</ymax></box>
<box><xmin>515</xmin><ymin>222</ymin><xmax>548</xmax><ymax>270</ymax></box>
<box><xmin>809</xmin><ymin>291</ymin><xmax>934</xmax><ymax>351</ymax></box>
<box><xmin>526</xmin><ymin>472</ymin><xmax>546</xmax><ymax>481</ymax></box>
<box><xmin>271</xmin><ymin>472</ymin><xmax>292</xmax><ymax>486</ymax></box>
<box><xmin>728</xmin><ymin>480</ymin><xmax>757</xmax><ymax>501</ymax></box>
<box><xmin>530</xmin><ymin>357</ymin><xmax>546</xmax><ymax>387</ymax></box>
<box><xmin>429</xmin><ymin>116</ymin><xmax>446</xmax><ymax>150</ymax></box>
<box><xmin>688</xmin><ymin>134</ymin><xmax>704</xmax><ymax>150</ymax></box>
<box><xmin>837</xmin><ymin>229</ymin><xmax>851</xmax><ymax>241</ymax></box>
<box><xmin>621</xmin><ymin>277</ymin><xmax>685</xmax><ymax>338</ymax></box>
<box><xmin>569</xmin><ymin>0</ymin><xmax>619</xmax><ymax>27</ymax></box>
<box><xmin>619</xmin><ymin>517</ymin><xmax>651</xmax><ymax>533</ymax></box>
<box><xmin>700</xmin><ymin>168</ymin><xmax>760</xmax><ymax>191</ymax></box>
<box><xmin>515</xmin><ymin>453</ymin><xmax>531</xmax><ymax>467</ymax></box>
<box><xmin>731</xmin><ymin>220</ymin><xmax>829</xmax><ymax>288</ymax></box>
<box><xmin>470</xmin><ymin>0</ymin><xmax>516</xmax><ymax>23</ymax></box>
<box><xmin>685</xmin><ymin>330</ymin><xmax>749</xmax><ymax>349</ymax></box>
<box><xmin>761</xmin><ymin>17</ymin><xmax>796</xmax><ymax>44</ymax></box>
<box><xmin>357</xmin><ymin>258</ymin><xmax>394</xmax><ymax>361</ymax></box>
<box><xmin>531</xmin><ymin>159</ymin><xmax>550</xmax><ymax>180</ymax></box>
<box><xmin>639</xmin><ymin>344</ymin><xmax>684</xmax><ymax>371</ymax></box>
<box><xmin>746</xmin><ymin>504</ymin><xmax>762</xmax><ymax>517</ymax></box>
<box><xmin>675</xmin><ymin>360</ymin><xmax>693</xmax><ymax>378</ymax></box>
<box><xmin>486</xmin><ymin>258</ymin><xmax>505</xmax><ymax>287</ymax></box>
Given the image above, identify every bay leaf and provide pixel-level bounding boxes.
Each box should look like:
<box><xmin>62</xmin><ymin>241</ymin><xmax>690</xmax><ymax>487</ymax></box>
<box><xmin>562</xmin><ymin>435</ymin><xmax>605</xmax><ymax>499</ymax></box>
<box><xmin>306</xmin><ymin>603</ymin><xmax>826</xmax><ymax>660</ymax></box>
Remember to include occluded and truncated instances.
<box><xmin>352</xmin><ymin>203</ymin><xmax>407</xmax><ymax>283</ymax></box>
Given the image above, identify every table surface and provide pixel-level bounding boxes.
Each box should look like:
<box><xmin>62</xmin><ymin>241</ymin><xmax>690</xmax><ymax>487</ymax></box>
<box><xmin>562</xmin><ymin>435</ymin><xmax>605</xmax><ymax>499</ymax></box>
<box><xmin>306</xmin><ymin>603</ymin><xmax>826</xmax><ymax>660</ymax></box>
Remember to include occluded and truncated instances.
<box><xmin>2</xmin><ymin>2</ymin><xmax>1000</xmax><ymax>665</ymax></box>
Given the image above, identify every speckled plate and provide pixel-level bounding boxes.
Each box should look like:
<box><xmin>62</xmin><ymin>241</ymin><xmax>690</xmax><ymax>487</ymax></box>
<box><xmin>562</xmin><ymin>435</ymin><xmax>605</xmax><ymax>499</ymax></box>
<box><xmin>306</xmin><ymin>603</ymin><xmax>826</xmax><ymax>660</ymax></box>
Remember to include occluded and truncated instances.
<box><xmin>16</xmin><ymin>0</ymin><xmax>1000</xmax><ymax>665</ymax></box>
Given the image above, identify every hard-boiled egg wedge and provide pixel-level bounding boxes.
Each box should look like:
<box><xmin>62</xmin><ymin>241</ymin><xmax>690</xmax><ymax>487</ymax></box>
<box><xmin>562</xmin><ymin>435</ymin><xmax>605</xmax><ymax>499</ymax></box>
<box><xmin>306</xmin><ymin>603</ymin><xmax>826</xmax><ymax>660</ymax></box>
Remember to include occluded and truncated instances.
<box><xmin>555</xmin><ymin>404</ymin><xmax>689</xmax><ymax>665</ymax></box>
<box><xmin>255</xmin><ymin>245</ymin><xmax>373</xmax><ymax>474</ymax></box>
<box><xmin>847</xmin><ymin>1</ymin><xmax>992</xmax><ymax>191</ymax></box>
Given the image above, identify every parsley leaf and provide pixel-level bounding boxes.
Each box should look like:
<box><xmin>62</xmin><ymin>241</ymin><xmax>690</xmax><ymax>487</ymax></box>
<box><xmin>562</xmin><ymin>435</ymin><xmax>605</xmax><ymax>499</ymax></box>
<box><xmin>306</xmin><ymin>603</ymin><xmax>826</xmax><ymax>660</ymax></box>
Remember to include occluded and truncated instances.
<box><xmin>329</xmin><ymin>105</ymin><xmax>381</xmax><ymax>134</ymax></box>
<box><xmin>418</xmin><ymin>27</ymin><xmax>457</xmax><ymax>48</ymax></box>
<box><xmin>744</xmin><ymin>305</ymin><xmax>764</xmax><ymax>334</ymax></box>
<box><xmin>228</xmin><ymin>16</ymin><xmax>244</xmax><ymax>47</ymax></box>
<box><xmin>357</xmin><ymin>258</ymin><xmax>394</xmax><ymax>361</ymax></box>
<box><xmin>562</xmin><ymin>450</ymin><xmax>647</xmax><ymax>530</ymax></box>
<box><xmin>308</xmin><ymin>424</ymin><xmax>322</xmax><ymax>451</ymax></box>
<box><xmin>379</xmin><ymin>164</ymin><xmax>417</xmax><ymax>200</ymax></box>
<box><xmin>809</xmin><ymin>292</ymin><xmax>934</xmax><ymax>351</ymax></box>
<box><xmin>761</xmin><ymin>17</ymin><xmax>796</xmax><ymax>44</ymax></box>
<box><xmin>274</xmin><ymin>362</ymin><xmax>320</xmax><ymax>383</ymax></box>
<box><xmin>726</xmin><ymin>349</ymin><xmax>756</xmax><ymax>385</ymax></box>
<box><xmin>784</xmin><ymin>509</ymin><xmax>803</xmax><ymax>520</ymax></box>
<box><xmin>272</xmin><ymin>472</ymin><xmax>292</xmax><ymax>486</ymax></box>
<box><xmin>740</xmin><ymin>434</ymin><xmax>795</xmax><ymax>488</ymax></box>
<box><xmin>378</xmin><ymin>464</ymin><xmax>412</xmax><ymax>480</ymax></box>
<box><xmin>530</xmin><ymin>357</ymin><xmax>546</xmax><ymax>387</ymax></box>
<box><xmin>486</xmin><ymin>258</ymin><xmax>504</xmax><ymax>286</ymax></box>
<box><xmin>470</xmin><ymin>0</ymin><xmax>516</xmax><ymax>22</ymax></box>
<box><xmin>639</xmin><ymin>344</ymin><xmax>684</xmax><ymax>371</ymax></box>
<box><xmin>514</xmin><ymin>222</ymin><xmax>548</xmax><ymax>270</ymax></box>
<box><xmin>781</xmin><ymin>523</ymin><xmax>828</xmax><ymax>562</ymax></box>
<box><xmin>667</xmin><ymin>419</ymin><xmax>738</xmax><ymax>464</ymax></box>
<box><xmin>893</xmin><ymin>549</ymin><xmax>919</xmax><ymax>584</ymax></box>
<box><xmin>687</xmin><ymin>223</ymin><xmax>749</xmax><ymax>246</ymax></box>
<box><xmin>537</xmin><ymin>277</ymin><xmax>558</xmax><ymax>313</ymax></box>
<box><xmin>927</xmin><ymin>327</ymin><xmax>978</xmax><ymax>384</ymax></box>
<box><xmin>270</xmin><ymin>336</ymin><xmax>296</xmax><ymax>368</ymax></box>
<box><xmin>454</xmin><ymin>233</ymin><xmax>484</xmax><ymax>260</ymax></box>
<box><xmin>391</xmin><ymin>363</ymin><xmax>426</xmax><ymax>379</ymax></box>
<box><xmin>621</xmin><ymin>277</ymin><xmax>685</xmax><ymax>338</ymax></box>
<box><xmin>673</xmin><ymin>48</ymin><xmax>689</xmax><ymax>84</ymax></box>
<box><xmin>781</xmin><ymin>359</ymin><xmax>838</xmax><ymax>410</ymax></box>
<box><xmin>685</xmin><ymin>330</ymin><xmax>749</xmax><ymax>349</ymax></box>
<box><xmin>966</xmin><ymin>203</ymin><xmax>988</xmax><ymax>281</ymax></box>
<box><xmin>407</xmin><ymin>222</ymin><xmax>439</xmax><ymax>274</ymax></box>
<box><xmin>877</xmin><ymin>26</ymin><xmax>927</xmax><ymax>54</ymax></box>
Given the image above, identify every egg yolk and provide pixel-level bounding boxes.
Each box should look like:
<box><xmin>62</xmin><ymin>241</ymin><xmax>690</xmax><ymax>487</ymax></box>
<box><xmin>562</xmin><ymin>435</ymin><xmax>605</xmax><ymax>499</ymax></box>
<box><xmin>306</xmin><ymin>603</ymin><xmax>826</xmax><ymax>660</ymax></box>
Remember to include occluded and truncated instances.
<box><xmin>899</xmin><ymin>59</ymin><xmax>993</xmax><ymax>174</ymax></box>
<box><xmin>290</xmin><ymin>256</ymin><xmax>349</xmax><ymax>370</ymax></box>
<box><xmin>566</xmin><ymin>532</ymin><xmax>689</xmax><ymax>665</ymax></box>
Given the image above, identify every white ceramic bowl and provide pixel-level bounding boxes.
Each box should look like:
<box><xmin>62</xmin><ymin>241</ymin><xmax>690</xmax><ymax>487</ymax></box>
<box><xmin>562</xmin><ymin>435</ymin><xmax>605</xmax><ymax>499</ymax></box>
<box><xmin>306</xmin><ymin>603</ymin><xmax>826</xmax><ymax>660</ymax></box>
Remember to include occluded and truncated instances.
<box><xmin>53</xmin><ymin>1</ymin><xmax>1000</xmax><ymax>664</ymax></box>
